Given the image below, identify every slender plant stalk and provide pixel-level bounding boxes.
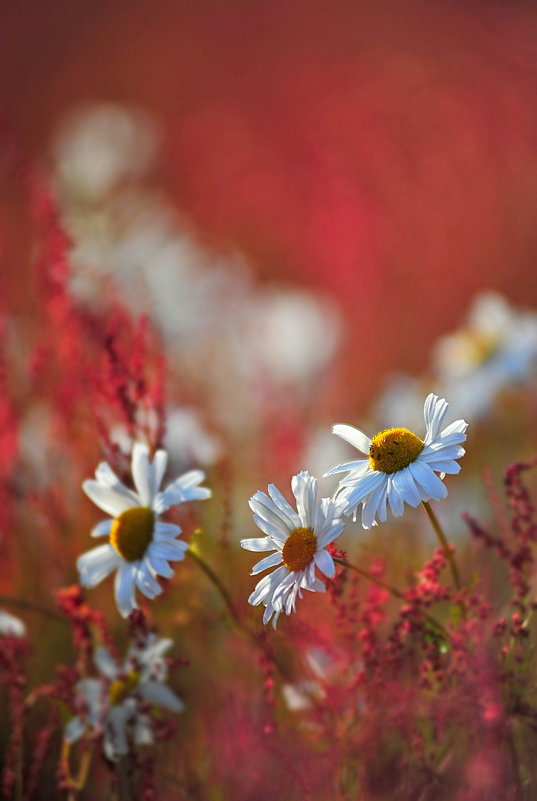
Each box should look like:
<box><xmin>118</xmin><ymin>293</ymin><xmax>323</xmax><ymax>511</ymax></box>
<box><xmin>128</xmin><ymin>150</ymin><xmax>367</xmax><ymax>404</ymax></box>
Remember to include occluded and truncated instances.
<box><xmin>62</xmin><ymin>740</ymin><xmax>93</xmax><ymax>800</ymax></box>
<box><xmin>421</xmin><ymin>501</ymin><xmax>461</xmax><ymax>590</ymax></box>
<box><xmin>506</xmin><ymin>727</ymin><xmax>524</xmax><ymax>801</ymax></box>
<box><xmin>186</xmin><ymin>548</ymin><xmax>292</xmax><ymax>680</ymax></box>
<box><xmin>186</xmin><ymin>548</ymin><xmax>242</xmax><ymax>629</ymax></box>
<box><xmin>333</xmin><ymin>556</ymin><xmax>448</xmax><ymax>638</ymax></box>
<box><xmin>0</xmin><ymin>595</ymin><xmax>67</xmax><ymax>624</ymax></box>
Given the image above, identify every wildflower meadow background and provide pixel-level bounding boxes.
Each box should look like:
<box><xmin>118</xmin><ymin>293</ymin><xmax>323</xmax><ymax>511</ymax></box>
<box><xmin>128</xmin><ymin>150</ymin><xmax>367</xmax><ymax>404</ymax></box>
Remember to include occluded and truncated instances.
<box><xmin>3</xmin><ymin>2</ymin><xmax>537</xmax><ymax>799</ymax></box>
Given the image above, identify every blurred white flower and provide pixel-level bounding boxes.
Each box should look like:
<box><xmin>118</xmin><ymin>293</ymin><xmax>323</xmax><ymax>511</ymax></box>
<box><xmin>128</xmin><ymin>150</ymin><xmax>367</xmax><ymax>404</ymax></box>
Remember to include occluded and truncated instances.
<box><xmin>433</xmin><ymin>292</ymin><xmax>537</xmax><ymax>420</ymax></box>
<box><xmin>164</xmin><ymin>408</ymin><xmax>222</xmax><ymax>469</ymax></box>
<box><xmin>239</xmin><ymin>288</ymin><xmax>341</xmax><ymax>386</ymax></box>
<box><xmin>65</xmin><ymin>632</ymin><xmax>183</xmax><ymax>760</ymax></box>
<box><xmin>53</xmin><ymin>103</ymin><xmax>160</xmax><ymax>203</ymax></box>
<box><xmin>0</xmin><ymin>610</ymin><xmax>26</xmax><ymax>637</ymax></box>
<box><xmin>282</xmin><ymin>680</ymin><xmax>323</xmax><ymax>711</ymax></box>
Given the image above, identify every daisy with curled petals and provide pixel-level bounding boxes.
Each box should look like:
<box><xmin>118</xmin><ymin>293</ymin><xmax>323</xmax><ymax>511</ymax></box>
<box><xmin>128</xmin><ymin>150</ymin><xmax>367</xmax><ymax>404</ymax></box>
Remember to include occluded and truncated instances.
<box><xmin>77</xmin><ymin>443</ymin><xmax>211</xmax><ymax>617</ymax></box>
<box><xmin>325</xmin><ymin>393</ymin><xmax>468</xmax><ymax>529</ymax></box>
<box><xmin>241</xmin><ymin>470</ymin><xmax>345</xmax><ymax>628</ymax></box>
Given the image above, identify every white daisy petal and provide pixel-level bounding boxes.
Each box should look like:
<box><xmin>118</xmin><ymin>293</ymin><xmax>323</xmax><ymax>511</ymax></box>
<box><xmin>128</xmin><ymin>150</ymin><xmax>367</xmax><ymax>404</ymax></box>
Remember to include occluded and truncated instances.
<box><xmin>291</xmin><ymin>471</ymin><xmax>317</xmax><ymax>528</ymax></box>
<box><xmin>314</xmin><ymin>549</ymin><xmax>335</xmax><ymax>578</ymax></box>
<box><xmin>77</xmin><ymin>545</ymin><xmax>120</xmax><ymax>588</ymax></box>
<box><xmin>114</xmin><ymin>563</ymin><xmax>138</xmax><ymax>618</ymax></box>
<box><xmin>150</xmin><ymin>541</ymin><xmax>188</xmax><ymax>562</ymax></box>
<box><xmin>131</xmin><ymin>443</ymin><xmax>153</xmax><ymax>506</ymax></box>
<box><xmin>135</xmin><ymin>563</ymin><xmax>163</xmax><ymax>599</ymax></box>
<box><xmin>332</xmin><ymin>424</ymin><xmax>372</xmax><ymax>453</ymax></box>
<box><xmin>324</xmin><ymin>459</ymin><xmax>369</xmax><ymax>477</ymax></box>
<box><xmin>146</xmin><ymin>553</ymin><xmax>175</xmax><ymax>579</ymax></box>
<box><xmin>141</xmin><ymin>681</ymin><xmax>184</xmax><ymax>713</ymax></box>
<box><xmin>386</xmin><ymin>477</ymin><xmax>405</xmax><ymax>517</ymax></box>
<box><xmin>64</xmin><ymin>716</ymin><xmax>86</xmax><ymax>744</ymax></box>
<box><xmin>392</xmin><ymin>469</ymin><xmax>421</xmax><ymax>507</ymax></box>
<box><xmin>422</xmin><ymin>459</ymin><xmax>461</xmax><ymax>475</ymax></box>
<box><xmin>251</xmin><ymin>551</ymin><xmax>284</xmax><ymax>575</ymax></box>
<box><xmin>94</xmin><ymin>463</ymin><xmax>139</xmax><ymax>503</ymax></box>
<box><xmin>152</xmin><ymin>450</ymin><xmax>168</xmax><ymax>498</ymax></box>
<box><xmin>423</xmin><ymin>394</ymin><xmax>449</xmax><ymax>444</ymax></box>
<box><xmin>154</xmin><ymin>522</ymin><xmax>182</xmax><ymax>541</ymax></box>
<box><xmin>240</xmin><ymin>537</ymin><xmax>277</xmax><ymax>552</ymax></box>
<box><xmin>134</xmin><ymin>714</ymin><xmax>155</xmax><ymax>747</ymax></box>
<box><xmin>247</xmin><ymin>517</ymin><xmax>278</xmax><ymax>545</ymax></box>
<box><xmin>317</xmin><ymin>520</ymin><xmax>344</xmax><ymax>548</ymax></box>
<box><xmin>91</xmin><ymin>519</ymin><xmax>113</xmax><ymax>538</ymax></box>
<box><xmin>361</xmin><ymin>480</ymin><xmax>388</xmax><ymax>529</ymax></box>
<box><xmin>94</xmin><ymin>647</ymin><xmax>119</xmax><ymax>680</ymax></box>
<box><xmin>408</xmin><ymin>461</ymin><xmax>448</xmax><ymax>501</ymax></box>
<box><xmin>156</xmin><ymin>470</ymin><xmax>211</xmax><ymax>512</ymax></box>
<box><xmin>83</xmin><ymin>480</ymin><xmax>136</xmax><ymax>517</ymax></box>
<box><xmin>267</xmin><ymin>483</ymin><xmax>302</xmax><ymax>529</ymax></box>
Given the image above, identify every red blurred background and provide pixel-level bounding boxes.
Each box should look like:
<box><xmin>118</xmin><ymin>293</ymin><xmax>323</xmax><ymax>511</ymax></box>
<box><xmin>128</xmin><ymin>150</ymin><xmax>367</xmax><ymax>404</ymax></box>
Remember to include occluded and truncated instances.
<box><xmin>2</xmin><ymin>0</ymin><xmax>537</xmax><ymax>408</ymax></box>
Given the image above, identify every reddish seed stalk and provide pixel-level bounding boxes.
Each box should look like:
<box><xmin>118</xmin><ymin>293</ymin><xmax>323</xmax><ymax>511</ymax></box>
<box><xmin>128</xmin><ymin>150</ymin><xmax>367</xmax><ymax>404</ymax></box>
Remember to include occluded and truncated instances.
<box><xmin>421</xmin><ymin>501</ymin><xmax>461</xmax><ymax>591</ymax></box>
<box><xmin>333</xmin><ymin>556</ymin><xmax>449</xmax><ymax>638</ymax></box>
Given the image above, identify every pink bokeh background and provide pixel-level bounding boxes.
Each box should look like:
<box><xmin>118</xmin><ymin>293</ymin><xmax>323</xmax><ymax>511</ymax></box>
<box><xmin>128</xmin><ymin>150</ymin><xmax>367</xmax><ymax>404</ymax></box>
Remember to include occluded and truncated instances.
<box><xmin>3</xmin><ymin>0</ymin><xmax>537</xmax><ymax>407</ymax></box>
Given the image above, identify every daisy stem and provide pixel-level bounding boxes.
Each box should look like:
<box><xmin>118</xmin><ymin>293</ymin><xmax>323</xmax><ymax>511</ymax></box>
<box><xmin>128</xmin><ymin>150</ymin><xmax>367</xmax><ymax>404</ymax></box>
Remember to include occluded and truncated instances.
<box><xmin>61</xmin><ymin>740</ymin><xmax>93</xmax><ymax>800</ymax></box>
<box><xmin>421</xmin><ymin>501</ymin><xmax>461</xmax><ymax>591</ymax></box>
<box><xmin>333</xmin><ymin>556</ymin><xmax>448</xmax><ymax>638</ymax></box>
<box><xmin>186</xmin><ymin>548</ymin><xmax>294</xmax><ymax>680</ymax></box>
<box><xmin>0</xmin><ymin>595</ymin><xmax>67</xmax><ymax>624</ymax></box>
<box><xmin>186</xmin><ymin>548</ymin><xmax>242</xmax><ymax>629</ymax></box>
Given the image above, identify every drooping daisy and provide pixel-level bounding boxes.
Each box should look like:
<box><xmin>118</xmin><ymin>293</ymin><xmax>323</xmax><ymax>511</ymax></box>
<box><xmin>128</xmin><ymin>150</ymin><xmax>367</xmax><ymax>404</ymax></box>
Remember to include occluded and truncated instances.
<box><xmin>77</xmin><ymin>443</ymin><xmax>211</xmax><ymax>617</ymax></box>
<box><xmin>325</xmin><ymin>393</ymin><xmax>468</xmax><ymax>529</ymax></box>
<box><xmin>241</xmin><ymin>471</ymin><xmax>345</xmax><ymax>628</ymax></box>
<box><xmin>65</xmin><ymin>632</ymin><xmax>183</xmax><ymax>760</ymax></box>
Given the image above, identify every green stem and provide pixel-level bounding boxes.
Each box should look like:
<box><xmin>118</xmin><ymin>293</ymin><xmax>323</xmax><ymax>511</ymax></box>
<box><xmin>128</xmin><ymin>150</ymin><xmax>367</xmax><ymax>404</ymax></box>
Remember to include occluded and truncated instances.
<box><xmin>0</xmin><ymin>595</ymin><xmax>67</xmax><ymax>624</ymax></box>
<box><xmin>186</xmin><ymin>549</ymin><xmax>242</xmax><ymax>629</ymax></box>
<box><xmin>186</xmin><ymin>548</ymin><xmax>292</xmax><ymax>680</ymax></box>
<box><xmin>421</xmin><ymin>501</ymin><xmax>461</xmax><ymax>591</ymax></box>
<box><xmin>333</xmin><ymin>556</ymin><xmax>448</xmax><ymax>638</ymax></box>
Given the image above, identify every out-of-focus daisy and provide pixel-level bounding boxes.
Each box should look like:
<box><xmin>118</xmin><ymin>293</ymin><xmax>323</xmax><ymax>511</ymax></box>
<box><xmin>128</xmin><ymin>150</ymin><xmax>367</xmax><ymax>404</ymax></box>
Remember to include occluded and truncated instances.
<box><xmin>326</xmin><ymin>394</ymin><xmax>467</xmax><ymax>528</ymax></box>
<box><xmin>241</xmin><ymin>471</ymin><xmax>345</xmax><ymax>628</ymax></box>
<box><xmin>0</xmin><ymin>610</ymin><xmax>26</xmax><ymax>637</ymax></box>
<box><xmin>433</xmin><ymin>292</ymin><xmax>537</xmax><ymax>420</ymax></box>
<box><xmin>53</xmin><ymin>103</ymin><xmax>159</xmax><ymax>203</ymax></box>
<box><xmin>77</xmin><ymin>443</ymin><xmax>211</xmax><ymax>617</ymax></box>
<box><xmin>65</xmin><ymin>633</ymin><xmax>183</xmax><ymax>760</ymax></box>
<box><xmin>164</xmin><ymin>407</ymin><xmax>222</xmax><ymax>469</ymax></box>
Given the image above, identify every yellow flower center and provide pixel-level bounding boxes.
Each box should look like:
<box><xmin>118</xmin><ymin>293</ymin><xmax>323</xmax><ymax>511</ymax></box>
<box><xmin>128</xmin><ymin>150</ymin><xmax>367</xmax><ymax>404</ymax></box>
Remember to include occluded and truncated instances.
<box><xmin>282</xmin><ymin>527</ymin><xmax>317</xmax><ymax>572</ymax></box>
<box><xmin>109</xmin><ymin>507</ymin><xmax>154</xmax><ymax>562</ymax></box>
<box><xmin>108</xmin><ymin>671</ymin><xmax>139</xmax><ymax>705</ymax></box>
<box><xmin>369</xmin><ymin>427</ymin><xmax>424</xmax><ymax>474</ymax></box>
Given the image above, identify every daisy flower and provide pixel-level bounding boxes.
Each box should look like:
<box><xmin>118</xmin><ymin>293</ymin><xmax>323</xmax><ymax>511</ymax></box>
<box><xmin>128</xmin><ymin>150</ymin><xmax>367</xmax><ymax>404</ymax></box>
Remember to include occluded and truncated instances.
<box><xmin>241</xmin><ymin>471</ymin><xmax>345</xmax><ymax>628</ymax></box>
<box><xmin>325</xmin><ymin>393</ymin><xmax>468</xmax><ymax>528</ymax></box>
<box><xmin>77</xmin><ymin>442</ymin><xmax>211</xmax><ymax>617</ymax></box>
<box><xmin>65</xmin><ymin>632</ymin><xmax>183</xmax><ymax>761</ymax></box>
